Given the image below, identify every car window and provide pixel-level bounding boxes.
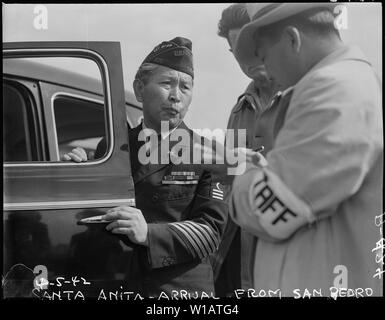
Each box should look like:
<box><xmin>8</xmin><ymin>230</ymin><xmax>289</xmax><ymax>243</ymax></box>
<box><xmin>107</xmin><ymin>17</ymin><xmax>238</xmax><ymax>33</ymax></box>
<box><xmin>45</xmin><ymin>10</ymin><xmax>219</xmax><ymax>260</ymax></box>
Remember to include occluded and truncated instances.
<box><xmin>4</xmin><ymin>56</ymin><xmax>114</xmax><ymax>163</ymax></box>
<box><xmin>3</xmin><ymin>54</ymin><xmax>141</xmax><ymax>164</ymax></box>
<box><xmin>3</xmin><ymin>81</ymin><xmax>38</xmax><ymax>162</ymax></box>
<box><xmin>53</xmin><ymin>94</ymin><xmax>106</xmax><ymax>160</ymax></box>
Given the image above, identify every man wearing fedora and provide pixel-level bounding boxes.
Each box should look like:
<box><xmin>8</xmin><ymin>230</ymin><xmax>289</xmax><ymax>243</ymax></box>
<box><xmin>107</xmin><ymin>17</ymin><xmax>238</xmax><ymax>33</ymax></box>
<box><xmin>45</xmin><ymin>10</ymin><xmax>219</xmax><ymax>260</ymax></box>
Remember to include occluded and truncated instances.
<box><xmin>230</xmin><ymin>3</ymin><xmax>382</xmax><ymax>296</ymax></box>
<box><xmin>64</xmin><ymin>37</ymin><xmax>229</xmax><ymax>297</ymax></box>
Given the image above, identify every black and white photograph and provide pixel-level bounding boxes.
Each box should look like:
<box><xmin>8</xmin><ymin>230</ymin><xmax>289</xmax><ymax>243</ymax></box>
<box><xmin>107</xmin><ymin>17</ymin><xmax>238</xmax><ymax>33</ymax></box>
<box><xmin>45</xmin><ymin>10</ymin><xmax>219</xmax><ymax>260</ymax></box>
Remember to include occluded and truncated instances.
<box><xmin>2</xmin><ymin>1</ymin><xmax>383</xmax><ymax>311</ymax></box>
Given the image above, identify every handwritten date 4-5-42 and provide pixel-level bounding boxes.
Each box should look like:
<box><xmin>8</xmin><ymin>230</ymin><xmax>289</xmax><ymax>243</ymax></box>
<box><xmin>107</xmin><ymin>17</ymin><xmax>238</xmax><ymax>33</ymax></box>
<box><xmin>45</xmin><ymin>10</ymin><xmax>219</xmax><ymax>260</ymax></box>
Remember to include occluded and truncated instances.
<box><xmin>35</xmin><ymin>276</ymin><xmax>91</xmax><ymax>290</ymax></box>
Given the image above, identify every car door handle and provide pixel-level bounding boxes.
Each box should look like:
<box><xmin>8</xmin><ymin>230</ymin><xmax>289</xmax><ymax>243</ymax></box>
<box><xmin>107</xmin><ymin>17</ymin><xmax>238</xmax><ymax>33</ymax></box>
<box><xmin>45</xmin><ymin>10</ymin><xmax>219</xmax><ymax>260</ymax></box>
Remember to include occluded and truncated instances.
<box><xmin>77</xmin><ymin>214</ymin><xmax>110</xmax><ymax>225</ymax></box>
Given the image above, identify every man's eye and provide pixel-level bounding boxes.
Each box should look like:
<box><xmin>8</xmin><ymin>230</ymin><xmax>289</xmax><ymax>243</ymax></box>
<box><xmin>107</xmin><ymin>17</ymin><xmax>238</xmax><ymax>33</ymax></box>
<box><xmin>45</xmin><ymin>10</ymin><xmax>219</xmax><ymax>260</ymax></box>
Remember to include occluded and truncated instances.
<box><xmin>228</xmin><ymin>48</ymin><xmax>233</xmax><ymax>53</ymax></box>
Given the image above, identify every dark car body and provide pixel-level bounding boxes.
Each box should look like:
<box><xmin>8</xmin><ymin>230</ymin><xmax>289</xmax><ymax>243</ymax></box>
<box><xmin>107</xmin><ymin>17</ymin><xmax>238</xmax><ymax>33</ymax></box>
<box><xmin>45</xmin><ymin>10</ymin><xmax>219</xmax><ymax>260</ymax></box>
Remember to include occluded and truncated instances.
<box><xmin>3</xmin><ymin>42</ymin><xmax>142</xmax><ymax>298</ymax></box>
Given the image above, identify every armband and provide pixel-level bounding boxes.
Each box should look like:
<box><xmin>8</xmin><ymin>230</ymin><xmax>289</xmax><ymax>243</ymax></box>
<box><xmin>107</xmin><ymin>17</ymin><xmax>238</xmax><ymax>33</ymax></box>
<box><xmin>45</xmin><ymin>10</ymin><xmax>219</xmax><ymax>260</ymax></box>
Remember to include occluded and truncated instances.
<box><xmin>248</xmin><ymin>168</ymin><xmax>315</xmax><ymax>240</ymax></box>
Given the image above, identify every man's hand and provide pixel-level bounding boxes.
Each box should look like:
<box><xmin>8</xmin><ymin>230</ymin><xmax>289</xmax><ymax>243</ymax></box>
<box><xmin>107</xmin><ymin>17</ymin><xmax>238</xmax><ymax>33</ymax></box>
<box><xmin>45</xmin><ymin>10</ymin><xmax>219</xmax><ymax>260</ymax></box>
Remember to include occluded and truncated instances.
<box><xmin>61</xmin><ymin>147</ymin><xmax>88</xmax><ymax>162</ymax></box>
<box><xmin>194</xmin><ymin>143</ymin><xmax>268</xmax><ymax>175</ymax></box>
<box><xmin>236</xmin><ymin>147</ymin><xmax>268</xmax><ymax>168</ymax></box>
<box><xmin>103</xmin><ymin>206</ymin><xmax>149</xmax><ymax>246</ymax></box>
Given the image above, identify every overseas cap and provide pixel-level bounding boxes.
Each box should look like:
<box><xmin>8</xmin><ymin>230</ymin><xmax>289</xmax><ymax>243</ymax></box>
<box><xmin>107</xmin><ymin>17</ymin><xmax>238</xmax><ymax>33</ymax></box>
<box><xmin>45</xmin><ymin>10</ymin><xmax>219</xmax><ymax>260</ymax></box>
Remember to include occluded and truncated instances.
<box><xmin>141</xmin><ymin>36</ymin><xmax>194</xmax><ymax>78</ymax></box>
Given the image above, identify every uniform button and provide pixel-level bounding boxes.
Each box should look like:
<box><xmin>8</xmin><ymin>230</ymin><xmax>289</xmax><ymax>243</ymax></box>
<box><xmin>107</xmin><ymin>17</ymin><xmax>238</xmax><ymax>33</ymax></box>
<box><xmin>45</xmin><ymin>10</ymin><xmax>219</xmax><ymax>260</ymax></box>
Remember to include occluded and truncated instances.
<box><xmin>152</xmin><ymin>194</ymin><xmax>159</xmax><ymax>202</ymax></box>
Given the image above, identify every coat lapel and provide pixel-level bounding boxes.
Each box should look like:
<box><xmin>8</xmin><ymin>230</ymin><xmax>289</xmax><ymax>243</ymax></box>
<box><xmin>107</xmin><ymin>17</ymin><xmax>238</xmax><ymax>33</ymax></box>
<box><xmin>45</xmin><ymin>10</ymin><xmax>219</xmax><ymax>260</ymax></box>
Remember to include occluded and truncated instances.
<box><xmin>130</xmin><ymin>122</ymin><xmax>192</xmax><ymax>184</ymax></box>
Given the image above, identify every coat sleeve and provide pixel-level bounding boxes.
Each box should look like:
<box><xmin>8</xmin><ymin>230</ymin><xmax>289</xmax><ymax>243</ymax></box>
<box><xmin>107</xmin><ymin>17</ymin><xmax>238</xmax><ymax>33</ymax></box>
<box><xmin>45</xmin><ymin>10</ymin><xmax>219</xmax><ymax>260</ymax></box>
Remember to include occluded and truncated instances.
<box><xmin>145</xmin><ymin>165</ymin><xmax>229</xmax><ymax>269</ymax></box>
<box><xmin>230</xmin><ymin>67</ymin><xmax>382</xmax><ymax>242</ymax></box>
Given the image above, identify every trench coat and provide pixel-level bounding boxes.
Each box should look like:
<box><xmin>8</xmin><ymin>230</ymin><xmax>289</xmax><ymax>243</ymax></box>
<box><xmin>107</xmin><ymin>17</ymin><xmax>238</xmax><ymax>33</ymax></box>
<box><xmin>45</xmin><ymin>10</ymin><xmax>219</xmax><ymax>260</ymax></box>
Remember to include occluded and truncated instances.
<box><xmin>230</xmin><ymin>45</ymin><xmax>383</xmax><ymax>296</ymax></box>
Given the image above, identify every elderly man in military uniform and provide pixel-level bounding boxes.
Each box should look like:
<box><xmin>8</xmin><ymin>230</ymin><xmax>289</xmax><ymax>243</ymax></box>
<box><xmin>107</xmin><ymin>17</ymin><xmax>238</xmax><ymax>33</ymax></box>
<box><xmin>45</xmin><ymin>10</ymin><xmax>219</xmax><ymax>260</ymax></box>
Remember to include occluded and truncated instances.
<box><xmin>64</xmin><ymin>37</ymin><xmax>229</xmax><ymax>297</ymax></box>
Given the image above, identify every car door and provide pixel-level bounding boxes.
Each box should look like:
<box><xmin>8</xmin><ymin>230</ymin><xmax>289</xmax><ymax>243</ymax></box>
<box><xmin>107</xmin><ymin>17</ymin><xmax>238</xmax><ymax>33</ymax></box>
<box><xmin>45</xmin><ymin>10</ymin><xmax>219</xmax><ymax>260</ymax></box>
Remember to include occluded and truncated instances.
<box><xmin>3</xmin><ymin>42</ymin><xmax>136</xmax><ymax>299</ymax></box>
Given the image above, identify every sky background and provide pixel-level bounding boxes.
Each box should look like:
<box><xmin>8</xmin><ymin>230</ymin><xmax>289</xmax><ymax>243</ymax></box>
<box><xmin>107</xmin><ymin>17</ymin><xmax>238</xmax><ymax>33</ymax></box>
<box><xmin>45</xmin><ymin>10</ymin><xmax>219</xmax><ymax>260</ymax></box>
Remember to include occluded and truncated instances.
<box><xmin>3</xmin><ymin>3</ymin><xmax>382</xmax><ymax>134</ymax></box>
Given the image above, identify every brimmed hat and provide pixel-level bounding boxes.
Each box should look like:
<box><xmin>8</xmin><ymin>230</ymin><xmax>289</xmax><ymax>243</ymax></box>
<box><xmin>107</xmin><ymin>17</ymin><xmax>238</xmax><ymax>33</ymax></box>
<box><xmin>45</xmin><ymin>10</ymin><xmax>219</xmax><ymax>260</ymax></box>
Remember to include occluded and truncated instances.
<box><xmin>141</xmin><ymin>36</ymin><xmax>194</xmax><ymax>78</ymax></box>
<box><xmin>234</xmin><ymin>3</ymin><xmax>338</xmax><ymax>65</ymax></box>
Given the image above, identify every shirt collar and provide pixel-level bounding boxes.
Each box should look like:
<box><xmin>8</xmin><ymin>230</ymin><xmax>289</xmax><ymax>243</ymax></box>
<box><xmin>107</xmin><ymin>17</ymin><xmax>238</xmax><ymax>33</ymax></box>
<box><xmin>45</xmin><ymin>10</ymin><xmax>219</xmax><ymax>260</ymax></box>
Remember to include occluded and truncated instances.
<box><xmin>264</xmin><ymin>85</ymin><xmax>294</xmax><ymax>110</ymax></box>
<box><xmin>141</xmin><ymin>120</ymin><xmax>179</xmax><ymax>140</ymax></box>
<box><xmin>281</xmin><ymin>86</ymin><xmax>294</xmax><ymax>98</ymax></box>
<box><xmin>233</xmin><ymin>81</ymin><xmax>263</xmax><ymax>113</ymax></box>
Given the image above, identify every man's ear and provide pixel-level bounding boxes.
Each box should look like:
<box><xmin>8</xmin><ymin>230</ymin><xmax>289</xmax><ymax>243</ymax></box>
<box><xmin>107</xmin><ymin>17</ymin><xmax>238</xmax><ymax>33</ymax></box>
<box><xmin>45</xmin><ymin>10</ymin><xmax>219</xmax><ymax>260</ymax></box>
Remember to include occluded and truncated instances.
<box><xmin>133</xmin><ymin>79</ymin><xmax>144</xmax><ymax>103</ymax></box>
<box><xmin>284</xmin><ymin>26</ymin><xmax>301</xmax><ymax>54</ymax></box>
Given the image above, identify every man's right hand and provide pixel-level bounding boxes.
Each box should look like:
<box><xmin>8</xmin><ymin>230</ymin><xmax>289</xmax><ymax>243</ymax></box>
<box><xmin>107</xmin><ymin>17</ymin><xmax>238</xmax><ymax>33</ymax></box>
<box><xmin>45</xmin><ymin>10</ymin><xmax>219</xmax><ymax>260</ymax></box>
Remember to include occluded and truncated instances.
<box><xmin>61</xmin><ymin>147</ymin><xmax>88</xmax><ymax>162</ymax></box>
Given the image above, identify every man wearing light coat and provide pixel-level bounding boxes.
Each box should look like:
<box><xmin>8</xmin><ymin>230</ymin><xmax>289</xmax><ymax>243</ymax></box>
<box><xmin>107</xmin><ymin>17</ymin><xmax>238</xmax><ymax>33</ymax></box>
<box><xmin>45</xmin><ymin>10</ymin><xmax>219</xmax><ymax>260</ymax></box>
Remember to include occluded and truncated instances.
<box><xmin>230</xmin><ymin>3</ymin><xmax>383</xmax><ymax>296</ymax></box>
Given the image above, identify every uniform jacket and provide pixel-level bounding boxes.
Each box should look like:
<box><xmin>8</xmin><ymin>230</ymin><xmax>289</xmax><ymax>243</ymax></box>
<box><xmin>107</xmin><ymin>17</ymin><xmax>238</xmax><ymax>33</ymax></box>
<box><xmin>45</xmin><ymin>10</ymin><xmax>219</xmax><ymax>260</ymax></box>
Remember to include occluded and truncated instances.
<box><xmin>119</xmin><ymin>122</ymin><xmax>229</xmax><ymax>297</ymax></box>
<box><xmin>230</xmin><ymin>45</ymin><xmax>383</xmax><ymax>296</ymax></box>
<box><xmin>227</xmin><ymin>80</ymin><xmax>273</xmax><ymax>150</ymax></box>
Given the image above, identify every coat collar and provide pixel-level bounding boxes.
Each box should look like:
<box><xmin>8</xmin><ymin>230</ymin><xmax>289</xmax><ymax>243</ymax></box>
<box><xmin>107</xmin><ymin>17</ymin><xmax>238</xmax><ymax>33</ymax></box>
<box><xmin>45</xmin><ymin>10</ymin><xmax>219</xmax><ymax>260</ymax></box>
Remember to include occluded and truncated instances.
<box><xmin>129</xmin><ymin>121</ymin><xmax>192</xmax><ymax>184</ymax></box>
<box><xmin>297</xmin><ymin>45</ymin><xmax>372</xmax><ymax>88</ymax></box>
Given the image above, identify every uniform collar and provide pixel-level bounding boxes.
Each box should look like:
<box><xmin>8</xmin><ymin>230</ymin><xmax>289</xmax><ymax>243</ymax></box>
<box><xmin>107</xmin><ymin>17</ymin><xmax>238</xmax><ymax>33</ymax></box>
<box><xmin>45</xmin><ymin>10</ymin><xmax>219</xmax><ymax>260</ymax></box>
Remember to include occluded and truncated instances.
<box><xmin>233</xmin><ymin>80</ymin><xmax>271</xmax><ymax>114</ymax></box>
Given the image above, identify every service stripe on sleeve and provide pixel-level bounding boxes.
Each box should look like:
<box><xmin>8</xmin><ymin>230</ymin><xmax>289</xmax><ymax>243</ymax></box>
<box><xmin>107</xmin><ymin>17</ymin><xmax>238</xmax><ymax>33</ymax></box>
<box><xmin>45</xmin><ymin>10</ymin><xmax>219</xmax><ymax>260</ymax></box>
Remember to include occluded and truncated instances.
<box><xmin>193</xmin><ymin>222</ymin><xmax>220</xmax><ymax>249</ymax></box>
<box><xmin>169</xmin><ymin>221</ymin><xmax>218</xmax><ymax>258</ymax></box>
<box><xmin>183</xmin><ymin>221</ymin><xmax>217</xmax><ymax>252</ymax></box>
<box><xmin>169</xmin><ymin>222</ymin><xmax>205</xmax><ymax>259</ymax></box>
<box><xmin>182</xmin><ymin>221</ymin><xmax>214</xmax><ymax>253</ymax></box>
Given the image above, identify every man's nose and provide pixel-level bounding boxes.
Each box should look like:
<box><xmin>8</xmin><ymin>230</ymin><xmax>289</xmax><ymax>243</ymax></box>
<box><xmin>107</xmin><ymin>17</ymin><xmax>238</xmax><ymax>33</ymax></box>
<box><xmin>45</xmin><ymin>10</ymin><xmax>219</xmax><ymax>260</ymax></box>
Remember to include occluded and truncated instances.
<box><xmin>169</xmin><ymin>86</ymin><xmax>181</xmax><ymax>103</ymax></box>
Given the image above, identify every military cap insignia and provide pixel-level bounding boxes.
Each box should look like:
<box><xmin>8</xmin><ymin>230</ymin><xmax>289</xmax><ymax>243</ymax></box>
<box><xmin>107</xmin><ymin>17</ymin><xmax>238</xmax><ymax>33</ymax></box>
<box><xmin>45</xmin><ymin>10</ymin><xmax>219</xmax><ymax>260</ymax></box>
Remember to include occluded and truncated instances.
<box><xmin>174</xmin><ymin>50</ymin><xmax>186</xmax><ymax>56</ymax></box>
